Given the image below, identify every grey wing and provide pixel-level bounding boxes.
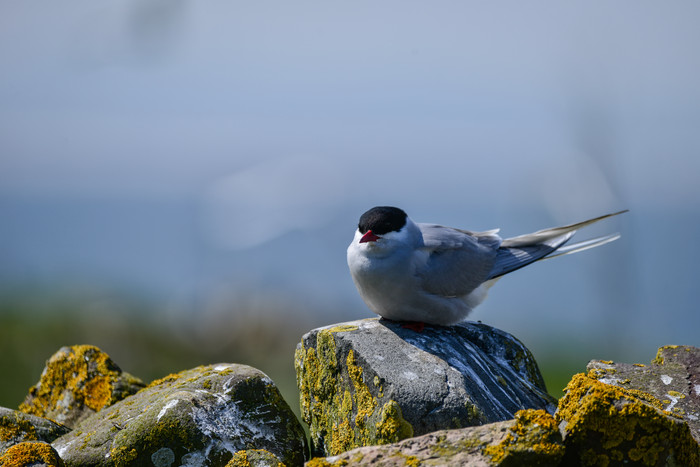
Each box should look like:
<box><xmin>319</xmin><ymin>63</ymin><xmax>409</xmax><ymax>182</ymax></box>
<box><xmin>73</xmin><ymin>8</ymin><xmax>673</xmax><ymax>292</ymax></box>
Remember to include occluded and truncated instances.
<box><xmin>415</xmin><ymin>224</ymin><xmax>502</xmax><ymax>297</ymax></box>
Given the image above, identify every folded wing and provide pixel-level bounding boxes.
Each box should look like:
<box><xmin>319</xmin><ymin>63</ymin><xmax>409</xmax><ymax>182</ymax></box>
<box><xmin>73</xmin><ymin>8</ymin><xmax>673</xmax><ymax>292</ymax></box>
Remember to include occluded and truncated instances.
<box><xmin>416</xmin><ymin>224</ymin><xmax>502</xmax><ymax>297</ymax></box>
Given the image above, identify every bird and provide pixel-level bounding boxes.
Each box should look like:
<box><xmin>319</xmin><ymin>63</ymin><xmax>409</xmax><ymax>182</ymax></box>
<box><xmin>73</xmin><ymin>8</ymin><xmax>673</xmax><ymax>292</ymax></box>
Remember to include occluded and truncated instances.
<box><xmin>347</xmin><ymin>206</ymin><xmax>627</xmax><ymax>327</ymax></box>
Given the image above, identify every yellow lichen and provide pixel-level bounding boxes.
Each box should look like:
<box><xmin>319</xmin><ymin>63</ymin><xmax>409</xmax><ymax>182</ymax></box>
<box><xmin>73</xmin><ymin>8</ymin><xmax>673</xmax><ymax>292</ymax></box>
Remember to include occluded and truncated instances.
<box><xmin>0</xmin><ymin>412</ymin><xmax>37</xmax><ymax>443</ymax></box>
<box><xmin>83</xmin><ymin>375</ymin><xmax>112</xmax><ymax>411</ymax></box>
<box><xmin>225</xmin><ymin>449</ymin><xmax>285</xmax><ymax>467</ymax></box>
<box><xmin>346</xmin><ymin>350</ymin><xmax>377</xmax><ymax>430</ymax></box>
<box><xmin>652</xmin><ymin>345</ymin><xmax>680</xmax><ymax>365</ymax></box>
<box><xmin>18</xmin><ymin>345</ymin><xmax>123</xmax><ymax>422</ymax></box>
<box><xmin>483</xmin><ymin>409</ymin><xmax>564</xmax><ymax>463</ymax></box>
<box><xmin>109</xmin><ymin>445</ymin><xmax>139</xmax><ymax>465</ymax></box>
<box><xmin>557</xmin><ymin>372</ymin><xmax>700</xmax><ymax>466</ymax></box>
<box><xmin>375</xmin><ymin>401</ymin><xmax>413</xmax><ymax>444</ymax></box>
<box><xmin>0</xmin><ymin>441</ymin><xmax>64</xmax><ymax>467</ymax></box>
<box><xmin>326</xmin><ymin>325</ymin><xmax>360</xmax><ymax>333</ymax></box>
<box><xmin>331</xmin><ymin>419</ymin><xmax>355</xmax><ymax>455</ymax></box>
<box><xmin>146</xmin><ymin>373</ymin><xmax>181</xmax><ymax>389</ymax></box>
<box><xmin>296</xmin><ymin>330</ymin><xmax>414</xmax><ymax>457</ymax></box>
<box><xmin>305</xmin><ymin>457</ymin><xmax>348</xmax><ymax>467</ymax></box>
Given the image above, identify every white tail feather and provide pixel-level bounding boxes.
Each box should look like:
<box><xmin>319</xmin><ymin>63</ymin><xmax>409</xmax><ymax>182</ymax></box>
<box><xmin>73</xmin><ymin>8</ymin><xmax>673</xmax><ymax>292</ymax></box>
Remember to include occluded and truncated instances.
<box><xmin>541</xmin><ymin>233</ymin><xmax>622</xmax><ymax>260</ymax></box>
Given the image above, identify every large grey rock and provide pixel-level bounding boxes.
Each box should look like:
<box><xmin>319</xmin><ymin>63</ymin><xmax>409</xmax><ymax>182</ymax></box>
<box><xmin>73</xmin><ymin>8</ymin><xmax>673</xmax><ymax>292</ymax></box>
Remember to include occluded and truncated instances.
<box><xmin>19</xmin><ymin>345</ymin><xmax>145</xmax><ymax>429</ymax></box>
<box><xmin>0</xmin><ymin>407</ymin><xmax>70</xmax><ymax>454</ymax></box>
<box><xmin>295</xmin><ymin>318</ymin><xmax>556</xmax><ymax>457</ymax></box>
<box><xmin>53</xmin><ymin>364</ymin><xmax>308</xmax><ymax>467</ymax></box>
<box><xmin>556</xmin><ymin>347</ymin><xmax>700</xmax><ymax>466</ymax></box>
<box><xmin>305</xmin><ymin>409</ymin><xmax>564</xmax><ymax>467</ymax></box>
<box><xmin>587</xmin><ymin>344</ymin><xmax>700</xmax><ymax>444</ymax></box>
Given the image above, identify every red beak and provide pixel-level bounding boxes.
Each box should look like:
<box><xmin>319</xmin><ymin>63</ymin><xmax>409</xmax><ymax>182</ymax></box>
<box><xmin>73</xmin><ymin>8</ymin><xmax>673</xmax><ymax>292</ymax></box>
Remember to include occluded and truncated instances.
<box><xmin>360</xmin><ymin>230</ymin><xmax>380</xmax><ymax>243</ymax></box>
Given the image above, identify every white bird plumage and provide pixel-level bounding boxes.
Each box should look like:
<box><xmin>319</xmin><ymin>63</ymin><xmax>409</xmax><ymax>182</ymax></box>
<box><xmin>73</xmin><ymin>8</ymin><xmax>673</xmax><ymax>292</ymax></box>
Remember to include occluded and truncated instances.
<box><xmin>347</xmin><ymin>206</ymin><xmax>627</xmax><ymax>326</ymax></box>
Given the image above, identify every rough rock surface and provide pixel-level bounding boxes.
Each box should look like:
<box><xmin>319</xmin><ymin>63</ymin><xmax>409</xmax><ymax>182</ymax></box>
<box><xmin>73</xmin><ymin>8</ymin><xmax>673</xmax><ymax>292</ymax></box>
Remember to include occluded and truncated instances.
<box><xmin>557</xmin><ymin>348</ymin><xmax>700</xmax><ymax>466</ymax></box>
<box><xmin>587</xmin><ymin>344</ymin><xmax>700</xmax><ymax>444</ymax></box>
<box><xmin>0</xmin><ymin>441</ymin><xmax>65</xmax><ymax>467</ymax></box>
<box><xmin>19</xmin><ymin>345</ymin><xmax>145</xmax><ymax>429</ymax></box>
<box><xmin>295</xmin><ymin>318</ymin><xmax>556</xmax><ymax>457</ymax></box>
<box><xmin>305</xmin><ymin>409</ymin><xmax>564</xmax><ymax>466</ymax></box>
<box><xmin>0</xmin><ymin>407</ymin><xmax>70</xmax><ymax>453</ymax></box>
<box><xmin>52</xmin><ymin>363</ymin><xmax>307</xmax><ymax>467</ymax></box>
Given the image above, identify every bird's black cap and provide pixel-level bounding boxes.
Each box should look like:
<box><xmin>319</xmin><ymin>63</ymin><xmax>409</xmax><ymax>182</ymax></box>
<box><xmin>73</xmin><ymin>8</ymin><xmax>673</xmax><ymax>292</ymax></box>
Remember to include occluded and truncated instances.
<box><xmin>358</xmin><ymin>206</ymin><xmax>408</xmax><ymax>235</ymax></box>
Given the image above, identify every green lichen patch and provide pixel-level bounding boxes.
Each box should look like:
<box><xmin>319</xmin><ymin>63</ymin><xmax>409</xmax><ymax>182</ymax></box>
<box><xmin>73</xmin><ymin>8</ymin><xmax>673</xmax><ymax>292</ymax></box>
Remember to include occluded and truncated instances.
<box><xmin>0</xmin><ymin>441</ymin><xmax>65</xmax><ymax>467</ymax></box>
<box><xmin>556</xmin><ymin>372</ymin><xmax>700</xmax><ymax>466</ymax></box>
<box><xmin>18</xmin><ymin>345</ymin><xmax>144</xmax><ymax>428</ymax></box>
<box><xmin>295</xmin><ymin>330</ymin><xmax>414</xmax><ymax>457</ymax></box>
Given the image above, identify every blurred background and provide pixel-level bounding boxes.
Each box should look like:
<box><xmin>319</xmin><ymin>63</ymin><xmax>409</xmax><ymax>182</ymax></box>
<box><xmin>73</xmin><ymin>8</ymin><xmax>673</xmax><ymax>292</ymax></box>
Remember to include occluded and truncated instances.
<box><xmin>1</xmin><ymin>2</ymin><xmax>699</xmax><ymax>417</ymax></box>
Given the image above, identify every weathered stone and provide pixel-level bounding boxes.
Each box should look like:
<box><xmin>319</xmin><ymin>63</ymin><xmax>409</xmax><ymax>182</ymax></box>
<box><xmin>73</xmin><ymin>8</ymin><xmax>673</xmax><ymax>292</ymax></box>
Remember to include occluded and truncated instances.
<box><xmin>0</xmin><ymin>441</ymin><xmax>65</xmax><ymax>467</ymax></box>
<box><xmin>226</xmin><ymin>449</ymin><xmax>286</xmax><ymax>466</ymax></box>
<box><xmin>52</xmin><ymin>363</ymin><xmax>307</xmax><ymax>467</ymax></box>
<box><xmin>19</xmin><ymin>345</ymin><xmax>145</xmax><ymax>429</ymax></box>
<box><xmin>295</xmin><ymin>318</ymin><xmax>556</xmax><ymax>457</ymax></box>
<box><xmin>587</xmin><ymin>344</ymin><xmax>700</xmax><ymax>444</ymax></box>
<box><xmin>305</xmin><ymin>409</ymin><xmax>564</xmax><ymax>466</ymax></box>
<box><xmin>0</xmin><ymin>407</ymin><xmax>70</xmax><ymax>454</ymax></box>
<box><xmin>557</xmin><ymin>364</ymin><xmax>700</xmax><ymax>466</ymax></box>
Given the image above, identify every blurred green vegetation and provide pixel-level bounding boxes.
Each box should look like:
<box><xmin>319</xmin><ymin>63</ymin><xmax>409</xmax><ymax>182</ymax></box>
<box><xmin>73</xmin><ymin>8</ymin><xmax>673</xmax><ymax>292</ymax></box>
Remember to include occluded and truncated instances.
<box><xmin>0</xmin><ymin>290</ymin><xmax>317</xmax><ymax>420</ymax></box>
<box><xmin>0</xmin><ymin>291</ymin><xmax>585</xmax><ymax>420</ymax></box>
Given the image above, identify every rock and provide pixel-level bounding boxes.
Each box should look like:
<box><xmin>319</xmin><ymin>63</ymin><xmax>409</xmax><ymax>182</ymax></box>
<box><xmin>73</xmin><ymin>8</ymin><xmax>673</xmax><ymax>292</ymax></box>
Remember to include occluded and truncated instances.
<box><xmin>0</xmin><ymin>407</ymin><xmax>70</xmax><ymax>454</ymax></box>
<box><xmin>18</xmin><ymin>345</ymin><xmax>145</xmax><ymax>429</ymax></box>
<box><xmin>52</xmin><ymin>363</ymin><xmax>307</xmax><ymax>467</ymax></box>
<box><xmin>0</xmin><ymin>441</ymin><xmax>65</xmax><ymax>467</ymax></box>
<box><xmin>305</xmin><ymin>409</ymin><xmax>564</xmax><ymax>466</ymax></box>
<box><xmin>226</xmin><ymin>449</ymin><xmax>285</xmax><ymax>466</ymax></box>
<box><xmin>587</xmin><ymin>344</ymin><xmax>700</xmax><ymax>444</ymax></box>
<box><xmin>556</xmin><ymin>349</ymin><xmax>700</xmax><ymax>467</ymax></box>
<box><xmin>295</xmin><ymin>318</ymin><xmax>556</xmax><ymax>457</ymax></box>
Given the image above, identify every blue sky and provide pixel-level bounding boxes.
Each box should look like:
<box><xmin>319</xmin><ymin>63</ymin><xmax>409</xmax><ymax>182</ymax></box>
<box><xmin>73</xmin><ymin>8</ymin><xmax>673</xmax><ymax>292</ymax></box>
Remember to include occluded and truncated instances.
<box><xmin>1</xmin><ymin>2</ymin><xmax>699</xmax><ymax>358</ymax></box>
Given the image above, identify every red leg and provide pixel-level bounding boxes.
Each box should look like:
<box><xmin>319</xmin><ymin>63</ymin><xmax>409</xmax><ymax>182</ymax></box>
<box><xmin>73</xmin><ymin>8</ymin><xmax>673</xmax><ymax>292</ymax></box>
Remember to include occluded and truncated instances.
<box><xmin>401</xmin><ymin>321</ymin><xmax>425</xmax><ymax>332</ymax></box>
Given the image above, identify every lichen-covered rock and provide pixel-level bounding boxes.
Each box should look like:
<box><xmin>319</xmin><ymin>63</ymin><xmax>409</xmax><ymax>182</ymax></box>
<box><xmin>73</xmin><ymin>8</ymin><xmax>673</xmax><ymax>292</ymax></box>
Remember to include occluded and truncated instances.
<box><xmin>226</xmin><ymin>449</ymin><xmax>285</xmax><ymax>466</ymax></box>
<box><xmin>0</xmin><ymin>441</ymin><xmax>65</xmax><ymax>467</ymax></box>
<box><xmin>295</xmin><ymin>318</ymin><xmax>556</xmax><ymax>457</ymax></box>
<box><xmin>52</xmin><ymin>364</ymin><xmax>307</xmax><ymax>467</ymax></box>
<box><xmin>305</xmin><ymin>409</ymin><xmax>564</xmax><ymax>466</ymax></box>
<box><xmin>0</xmin><ymin>407</ymin><xmax>70</xmax><ymax>454</ymax></box>
<box><xmin>556</xmin><ymin>368</ymin><xmax>700</xmax><ymax>466</ymax></box>
<box><xmin>19</xmin><ymin>345</ymin><xmax>145</xmax><ymax>429</ymax></box>
<box><xmin>587</xmin><ymin>344</ymin><xmax>700</xmax><ymax>444</ymax></box>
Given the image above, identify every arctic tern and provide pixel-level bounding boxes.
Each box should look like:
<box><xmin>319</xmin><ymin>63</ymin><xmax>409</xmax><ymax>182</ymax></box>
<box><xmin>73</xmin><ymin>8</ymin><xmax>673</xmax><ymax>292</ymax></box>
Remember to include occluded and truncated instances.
<box><xmin>347</xmin><ymin>206</ymin><xmax>627</xmax><ymax>326</ymax></box>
